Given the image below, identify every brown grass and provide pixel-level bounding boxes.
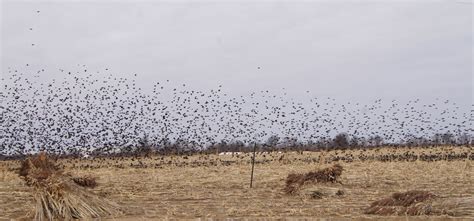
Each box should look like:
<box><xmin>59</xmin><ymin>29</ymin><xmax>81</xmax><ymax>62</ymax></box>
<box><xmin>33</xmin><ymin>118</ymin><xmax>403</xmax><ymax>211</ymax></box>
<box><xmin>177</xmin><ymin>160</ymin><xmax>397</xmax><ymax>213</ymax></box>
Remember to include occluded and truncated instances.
<box><xmin>18</xmin><ymin>153</ymin><xmax>117</xmax><ymax>220</ymax></box>
<box><xmin>19</xmin><ymin>152</ymin><xmax>60</xmax><ymax>185</ymax></box>
<box><xmin>0</xmin><ymin>146</ymin><xmax>472</xmax><ymax>220</ymax></box>
<box><xmin>72</xmin><ymin>176</ymin><xmax>98</xmax><ymax>188</ymax></box>
<box><xmin>284</xmin><ymin>164</ymin><xmax>343</xmax><ymax>194</ymax></box>
<box><xmin>365</xmin><ymin>190</ymin><xmax>474</xmax><ymax>216</ymax></box>
<box><xmin>364</xmin><ymin>190</ymin><xmax>437</xmax><ymax>215</ymax></box>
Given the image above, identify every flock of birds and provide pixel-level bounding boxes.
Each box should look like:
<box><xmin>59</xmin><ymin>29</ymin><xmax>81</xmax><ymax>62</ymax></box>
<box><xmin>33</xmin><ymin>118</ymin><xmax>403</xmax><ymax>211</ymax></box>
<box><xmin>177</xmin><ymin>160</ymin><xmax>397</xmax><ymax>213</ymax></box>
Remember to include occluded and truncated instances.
<box><xmin>0</xmin><ymin>9</ymin><xmax>471</xmax><ymax>157</ymax></box>
<box><xmin>0</xmin><ymin>66</ymin><xmax>471</xmax><ymax>156</ymax></box>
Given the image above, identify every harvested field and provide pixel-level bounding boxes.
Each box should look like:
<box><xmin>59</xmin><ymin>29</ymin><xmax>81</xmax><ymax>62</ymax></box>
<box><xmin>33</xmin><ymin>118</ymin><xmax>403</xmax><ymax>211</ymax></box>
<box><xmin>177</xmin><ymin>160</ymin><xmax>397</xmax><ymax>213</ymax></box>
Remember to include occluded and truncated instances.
<box><xmin>2</xmin><ymin>1</ymin><xmax>472</xmax><ymax>220</ymax></box>
<box><xmin>0</xmin><ymin>146</ymin><xmax>473</xmax><ymax>220</ymax></box>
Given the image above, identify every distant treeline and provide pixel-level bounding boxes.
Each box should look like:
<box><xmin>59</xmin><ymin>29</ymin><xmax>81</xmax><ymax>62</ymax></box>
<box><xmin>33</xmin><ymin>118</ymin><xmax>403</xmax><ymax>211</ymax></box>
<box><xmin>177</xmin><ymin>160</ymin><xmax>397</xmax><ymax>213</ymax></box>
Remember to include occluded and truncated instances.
<box><xmin>0</xmin><ymin>132</ymin><xmax>471</xmax><ymax>160</ymax></box>
<box><xmin>94</xmin><ymin>132</ymin><xmax>473</xmax><ymax>157</ymax></box>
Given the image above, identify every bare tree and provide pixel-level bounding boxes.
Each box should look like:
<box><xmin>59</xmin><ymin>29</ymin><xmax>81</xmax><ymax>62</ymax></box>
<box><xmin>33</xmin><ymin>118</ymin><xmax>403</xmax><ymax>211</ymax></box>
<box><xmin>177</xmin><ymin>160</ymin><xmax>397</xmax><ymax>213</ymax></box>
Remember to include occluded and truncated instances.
<box><xmin>333</xmin><ymin>133</ymin><xmax>349</xmax><ymax>148</ymax></box>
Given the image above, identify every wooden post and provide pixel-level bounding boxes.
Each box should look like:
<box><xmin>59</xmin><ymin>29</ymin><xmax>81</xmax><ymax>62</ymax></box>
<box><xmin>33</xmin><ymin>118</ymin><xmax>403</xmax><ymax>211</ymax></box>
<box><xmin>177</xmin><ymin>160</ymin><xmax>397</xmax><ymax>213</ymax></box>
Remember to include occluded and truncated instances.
<box><xmin>250</xmin><ymin>143</ymin><xmax>257</xmax><ymax>188</ymax></box>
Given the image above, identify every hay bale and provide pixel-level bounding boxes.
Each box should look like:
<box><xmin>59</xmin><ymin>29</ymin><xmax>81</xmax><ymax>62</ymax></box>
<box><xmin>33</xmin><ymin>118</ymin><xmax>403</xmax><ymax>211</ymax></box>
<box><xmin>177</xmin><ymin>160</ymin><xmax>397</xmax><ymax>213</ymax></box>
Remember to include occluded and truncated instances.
<box><xmin>366</xmin><ymin>191</ymin><xmax>474</xmax><ymax>217</ymax></box>
<box><xmin>284</xmin><ymin>173</ymin><xmax>305</xmax><ymax>194</ymax></box>
<box><xmin>364</xmin><ymin>190</ymin><xmax>437</xmax><ymax>216</ymax></box>
<box><xmin>391</xmin><ymin>190</ymin><xmax>436</xmax><ymax>207</ymax></box>
<box><xmin>18</xmin><ymin>153</ymin><xmax>118</xmax><ymax>221</ymax></box>
<box><xmin>284</xmin><ymin>164</ymin><xmax>343</xmax><ymax>194</ymax></box>
<box><xmin>19</xmin><ymin>152</ymin><xmax>60</xmax><ymax>185</ymax></box>
<box><xmin>304</xmin><ymin>164</ymin><xmax>343</xmax><ymax>183</ymax></box>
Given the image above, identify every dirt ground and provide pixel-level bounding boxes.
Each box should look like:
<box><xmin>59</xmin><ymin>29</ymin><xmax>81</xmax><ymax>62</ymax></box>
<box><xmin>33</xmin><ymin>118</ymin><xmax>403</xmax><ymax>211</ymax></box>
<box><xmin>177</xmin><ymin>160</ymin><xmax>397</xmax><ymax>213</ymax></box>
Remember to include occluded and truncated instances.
<box><xmin>1</xmin><ymin>146</ymin><xmax>473</xmax><ymax>220</ymax></box>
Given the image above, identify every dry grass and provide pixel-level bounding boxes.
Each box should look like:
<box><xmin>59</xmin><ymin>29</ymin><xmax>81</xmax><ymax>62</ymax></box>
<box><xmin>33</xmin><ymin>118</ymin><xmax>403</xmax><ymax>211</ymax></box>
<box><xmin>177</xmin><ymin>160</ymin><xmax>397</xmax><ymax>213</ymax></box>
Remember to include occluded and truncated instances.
<box><xmin>364</xmin><ymin>190</ymin><xmax>437</xmax><ymax>215</ymax></box>
<box><xmin>17</xmin><ymin>153</ymin><xmax>117</xmax><ymax>220</ymax></box>
<box><xmin>365</xmin><ymin>190</ymin><xmax>474</xmax><ymax>216</ymax></box>
<box><xmin>72</xmin><ymin>176</ymin><xmax>98</xmax><ymax>188</ymax></box>
<box><xmin>0</xmin><ymin>146</ymin><xmax>472</xmax><ymax>220</ymax></box>
<box><xmin>284</xmin><ymin>164</ymin><xmax>343</xmax><ymax>194</ymax></box>
<box><xmin>19</xmin><ymin>153</ymin><xmax>60</xmax><ymax>186</ymax></box>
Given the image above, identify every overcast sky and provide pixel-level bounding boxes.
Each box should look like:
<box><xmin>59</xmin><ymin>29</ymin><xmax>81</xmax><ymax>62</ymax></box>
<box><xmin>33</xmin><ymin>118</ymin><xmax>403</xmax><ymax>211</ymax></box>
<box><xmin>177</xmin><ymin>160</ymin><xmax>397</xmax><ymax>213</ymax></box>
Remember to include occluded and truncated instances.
<box><xmin>1</xmin><ymin>0</ymin><xmax>472</xmax><ymax>104</ymax></box>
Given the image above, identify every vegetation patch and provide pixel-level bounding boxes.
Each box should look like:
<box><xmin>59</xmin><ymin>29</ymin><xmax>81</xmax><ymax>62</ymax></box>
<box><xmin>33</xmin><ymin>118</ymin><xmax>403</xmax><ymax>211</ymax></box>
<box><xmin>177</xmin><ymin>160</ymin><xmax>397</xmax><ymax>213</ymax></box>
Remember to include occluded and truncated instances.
<box><xmin>18</xmin><ymin>153</ymin><xmax>118</xmax><ymax>220</ymax></box>
<box><xmin>362</xmin><ymin>190</ymin><xmax>474</xmax><ymax>216</ymax></box>
<box><xmin>284</xmin><ymin>164</ymin><xmax>343</xmax><ymax>194</ymax></box>
<box><xmin>72</xmin><ymin>175</ymin><xmax>98</xmax><ymax>188</ymax></box>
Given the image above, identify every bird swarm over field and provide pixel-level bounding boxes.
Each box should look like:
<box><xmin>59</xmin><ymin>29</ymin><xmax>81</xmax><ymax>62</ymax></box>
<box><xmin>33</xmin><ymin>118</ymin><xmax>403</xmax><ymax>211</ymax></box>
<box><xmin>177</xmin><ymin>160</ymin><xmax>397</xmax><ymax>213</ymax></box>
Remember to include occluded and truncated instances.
<box><xmin>0</xmin><ymin>65</ymin><xmax>472</xmax><ymax>156</ymax></box>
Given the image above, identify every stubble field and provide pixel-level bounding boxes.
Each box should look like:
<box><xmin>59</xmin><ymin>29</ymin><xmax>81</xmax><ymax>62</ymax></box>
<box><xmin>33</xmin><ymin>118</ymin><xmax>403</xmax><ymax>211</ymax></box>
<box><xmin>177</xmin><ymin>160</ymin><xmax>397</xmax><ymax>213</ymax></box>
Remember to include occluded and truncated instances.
<box><xmin>1</xmin><ymin>146</ymin><xmax>473</xmax><ymax>220</ymax></box>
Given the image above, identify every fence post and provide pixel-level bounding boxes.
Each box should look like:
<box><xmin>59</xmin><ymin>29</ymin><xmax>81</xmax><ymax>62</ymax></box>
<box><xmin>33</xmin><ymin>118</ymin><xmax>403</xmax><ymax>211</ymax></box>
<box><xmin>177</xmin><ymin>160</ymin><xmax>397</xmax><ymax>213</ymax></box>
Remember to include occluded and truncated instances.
<box><xmin>250</xmin><ymin>143</ymin><xmax>256</xmax><ymax>188</ymax></box>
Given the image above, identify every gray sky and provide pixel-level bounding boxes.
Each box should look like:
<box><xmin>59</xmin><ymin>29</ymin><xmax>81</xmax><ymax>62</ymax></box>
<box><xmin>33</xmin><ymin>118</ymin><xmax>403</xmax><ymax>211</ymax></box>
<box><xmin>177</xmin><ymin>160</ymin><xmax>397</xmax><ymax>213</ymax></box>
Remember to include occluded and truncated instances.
<box><xmin>1</xmin><ymin>0</ymin><xmax>472</xmax><ymax>103</ymax></box>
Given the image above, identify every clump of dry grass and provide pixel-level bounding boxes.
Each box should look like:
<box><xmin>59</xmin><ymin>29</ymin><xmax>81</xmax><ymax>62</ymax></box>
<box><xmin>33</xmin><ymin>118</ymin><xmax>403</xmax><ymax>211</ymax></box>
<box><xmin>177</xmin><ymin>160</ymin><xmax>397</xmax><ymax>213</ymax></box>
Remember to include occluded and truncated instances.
<box><xmin>364</xmin><ymin>190</ymin><xmax>437</xmax><ymax>215</ymax></box>
<box><xmin>284</xmin><ymin>164</ymin><xmax>343</xmax><ymax>194</ymax></box>
<box><xmin>18</xmin><ymin>152</ymin><xmax>118</xmax><ymax>221</ymax></box>
<box><xmin>309</xmin><ymin>190</ymin><xmax>325</xmax><ymax>199</ymax></box>
<box><xmin>364</xmin><ymin>190</ymin><xmax>474</xmax><ymax>216</ymax></box>
<box><xmin>365</xmin><ymin>190</ymin><xmax>474</xmax><ymax>216</ymax></box>
<box><xmin>19</xmin><ymin>152</ymin><xmax>60</xmax><ymax>186</ymax></box>
<box><xmin>72</xmin><ymin>176</ymin><xmax>98</xmax><ymax>188</ymax></box>
<box><xmin>434</xmin><ymin>196</ymin><xmax>474</xmax><ymax>217</ymax></box>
